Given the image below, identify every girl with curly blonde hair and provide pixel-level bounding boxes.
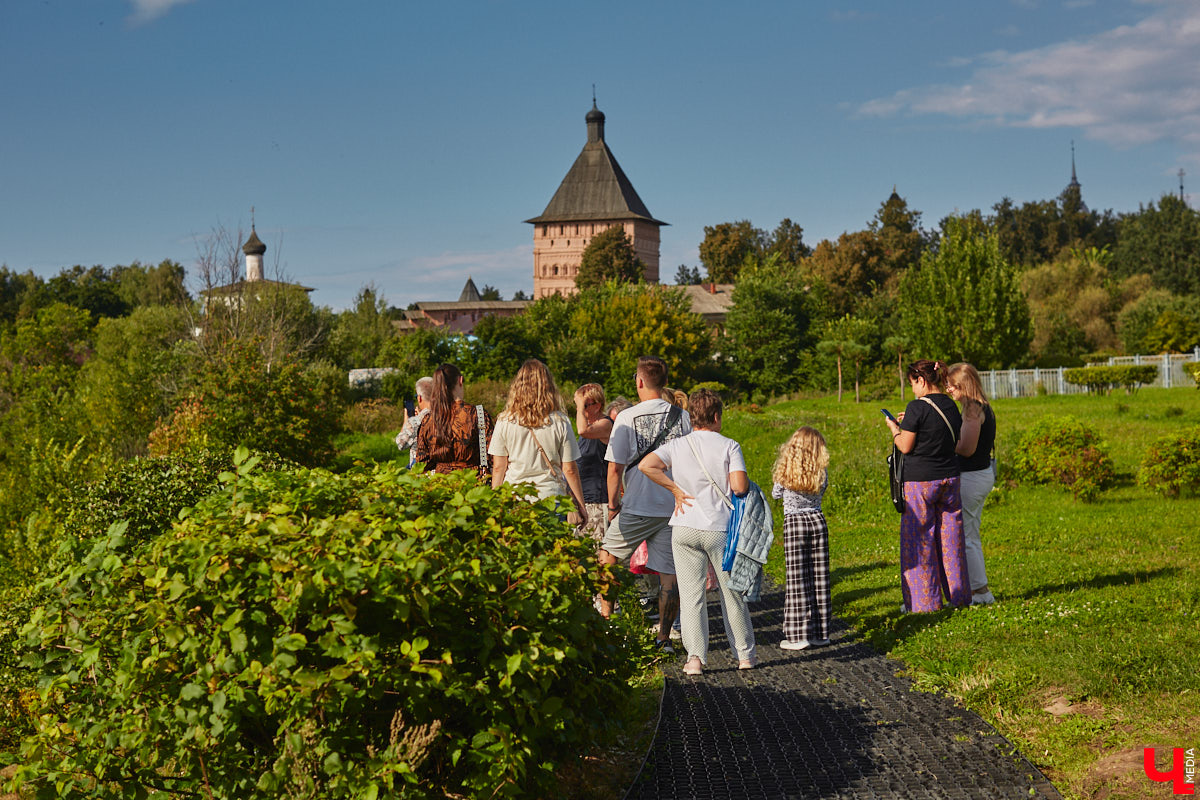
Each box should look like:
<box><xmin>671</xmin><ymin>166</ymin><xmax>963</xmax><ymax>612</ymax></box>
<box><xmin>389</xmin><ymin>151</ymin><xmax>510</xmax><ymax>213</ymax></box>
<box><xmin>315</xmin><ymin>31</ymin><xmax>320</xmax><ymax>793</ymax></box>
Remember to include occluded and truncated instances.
<box><xmin>488</xmin><ymin>360</ymin><xmax>587</xmax><ymax>524</ymax></box>
<box><xmin>771</xmin><ymin>426</ymin><xmax>832</xmax><ymax>649</ymax></box>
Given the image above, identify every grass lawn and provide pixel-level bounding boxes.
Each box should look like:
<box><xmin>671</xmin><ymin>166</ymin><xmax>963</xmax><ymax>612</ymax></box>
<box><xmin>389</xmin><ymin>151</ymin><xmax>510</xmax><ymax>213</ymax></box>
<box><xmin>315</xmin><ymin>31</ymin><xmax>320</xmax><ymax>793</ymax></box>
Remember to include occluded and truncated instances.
<box><xmin>722</xmin><ymin>387</ymin><xmax>1200</xmax><ymax>800</ymax></box>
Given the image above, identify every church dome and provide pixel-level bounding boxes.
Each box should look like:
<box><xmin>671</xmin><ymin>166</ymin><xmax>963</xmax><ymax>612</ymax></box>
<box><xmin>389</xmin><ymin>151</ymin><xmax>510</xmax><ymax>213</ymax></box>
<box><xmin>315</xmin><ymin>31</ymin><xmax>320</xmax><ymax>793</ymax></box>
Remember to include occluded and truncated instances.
<box><xmin>242</xmin><ymin>228</ymin><xmax>266</xmax><ymax>256</ymax></box>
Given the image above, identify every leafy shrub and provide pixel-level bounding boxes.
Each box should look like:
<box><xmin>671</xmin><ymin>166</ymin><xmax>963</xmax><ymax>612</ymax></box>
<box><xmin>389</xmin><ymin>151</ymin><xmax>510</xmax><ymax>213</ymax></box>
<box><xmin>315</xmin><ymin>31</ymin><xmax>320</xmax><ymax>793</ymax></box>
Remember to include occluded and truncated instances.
<box><xmin>1138</xmin><ymin>425</ymin><xmax>1200</xmax><ymax>497</ymax></box>
<box><xmin>0</xmin><ymin>447</ymin><xmax>296</xmax><ymax>762</ymax></box>
<box><xmin>1184</xmin><ymin>361</ymin><xmax>1200</xmax><ymax>388</ymax></box>
<box><xmin>688</xmin><ymin>381</ymin><xmax>729</xmax><ymax>396</ymax></box>
<box><xmin>341</xmin><ymin>398</ymin><xmax>404</xmax><ymax>435</ymax></box>
<box><xmin>1166</xmin><ymin>405</ymin><xmax>1185</xmax><ymax>418</ymax></box>
<box><xmin>1011</xmin><ymin>415</ymin><xmax>1115</xmax><ymax>501</ymax></box>
<box><xmin>152</xmin><ymin>340</ymin><xmax>344</xmax><ymax>466</ymax></box>
<box><xmin>13</xmin><ymin>455</ymin><xmax>643</xmax><ymax>799</ymax></box>
<box><xmin>1063</xmin><ymin>364</ymin><xmax>1158</xmax><ymax>394</ymax></box>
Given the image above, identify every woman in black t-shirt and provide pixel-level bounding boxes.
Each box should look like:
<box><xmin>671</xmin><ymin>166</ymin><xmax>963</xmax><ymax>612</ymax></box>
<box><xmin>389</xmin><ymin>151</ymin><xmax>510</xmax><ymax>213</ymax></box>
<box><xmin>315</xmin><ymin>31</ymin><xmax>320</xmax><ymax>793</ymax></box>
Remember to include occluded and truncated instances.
<box><xmin>883</xmin><ymin>359</ymin><xmax>969</xmax><ymax>613</ymax></box>
<box><xmin>947</xmin><ymin>362</ymin><xmax>997</xmax><ymax>606</ymax></box>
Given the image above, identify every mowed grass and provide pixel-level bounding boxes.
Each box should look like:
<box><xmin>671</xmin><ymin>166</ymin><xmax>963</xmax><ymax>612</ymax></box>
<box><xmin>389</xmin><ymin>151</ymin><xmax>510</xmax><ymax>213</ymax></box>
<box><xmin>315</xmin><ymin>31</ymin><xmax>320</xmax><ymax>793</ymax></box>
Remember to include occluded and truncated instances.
<box><xmin>722</xmin><ymin>387</ymin><xmax>1200</xmax><ymax>800</ymax></box>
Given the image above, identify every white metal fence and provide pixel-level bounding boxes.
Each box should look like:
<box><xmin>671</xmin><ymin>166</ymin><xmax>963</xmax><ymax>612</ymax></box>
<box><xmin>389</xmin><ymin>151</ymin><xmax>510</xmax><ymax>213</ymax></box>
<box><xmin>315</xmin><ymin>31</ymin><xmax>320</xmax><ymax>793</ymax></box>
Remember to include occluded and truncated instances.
<box><xmin>978</xmin><ymin>349</ymin><xmax>1200</xmax><ymax>399</ymax></box>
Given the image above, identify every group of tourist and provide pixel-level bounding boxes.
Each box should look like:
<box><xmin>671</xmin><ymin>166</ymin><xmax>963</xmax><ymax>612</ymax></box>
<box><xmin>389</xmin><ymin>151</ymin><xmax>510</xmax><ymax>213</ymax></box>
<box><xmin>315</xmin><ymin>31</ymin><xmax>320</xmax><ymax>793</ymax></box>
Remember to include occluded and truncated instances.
<box><xmin>399</xmin><ymin>352</ymin><xmax>996</xmax><ymax>675</ymax></box>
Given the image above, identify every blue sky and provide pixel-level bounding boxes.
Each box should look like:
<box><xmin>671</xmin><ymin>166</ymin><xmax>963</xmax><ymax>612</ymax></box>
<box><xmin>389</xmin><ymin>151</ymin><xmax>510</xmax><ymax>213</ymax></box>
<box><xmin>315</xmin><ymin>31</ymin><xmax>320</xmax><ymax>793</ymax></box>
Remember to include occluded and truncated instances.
<box><xmin>2</xmin><ymin>0</ymin><xmax>1198</xmax><ymax>311</ymax></box>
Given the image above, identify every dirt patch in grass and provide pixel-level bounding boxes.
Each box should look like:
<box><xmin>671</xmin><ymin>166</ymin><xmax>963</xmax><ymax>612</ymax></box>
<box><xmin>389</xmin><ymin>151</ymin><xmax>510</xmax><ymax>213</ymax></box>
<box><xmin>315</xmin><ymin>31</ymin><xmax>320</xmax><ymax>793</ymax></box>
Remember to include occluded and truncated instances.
<box><xmin>1042</xmin><ymin>693</ymin><xmax>1104</xmax><ymax>719</ymax></box>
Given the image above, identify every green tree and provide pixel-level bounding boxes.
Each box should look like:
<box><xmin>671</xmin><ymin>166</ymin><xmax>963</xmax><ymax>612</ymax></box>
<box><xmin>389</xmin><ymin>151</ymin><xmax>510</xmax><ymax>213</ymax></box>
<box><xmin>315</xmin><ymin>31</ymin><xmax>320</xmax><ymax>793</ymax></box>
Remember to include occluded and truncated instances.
<box><xmin>725</xmin><ymin>256</ymin><xmax>822</xmax><ymax>398</ymax></box>
<box><xmin>817</xmin><ymin>315</ymin><xmax>872</xmax><ymax>402</ymax></box>
<box><xmin>470</xmin><ymin>314</ymin><xmax>543</xmax><ymax>382</ymax></box>
<box><xmin>328</xmin><ymin>285</ymin><xmax>398</xmax><ymax>370</ymax></box>
<box><xmin>699</xmin><ymin>220</ymin><xmax>764</xmax><ymax>283</ymax></box>
<box><xmin>900</xmin><ymin>217</ymin><xmax>1031</xmax><ymax>368</ymax></box>
<box><xmin>1117</xmin><ymin>290</ymin><xmax>1200</xmax><ymax>353</ymax></box>
<box><xmin>765</xmin><ymin>218</ymin><xmax>810</xmax><ymax>264</ymax></box>
<box><xmin>674</xmin><ymin>264</ymin><xmax>703</xmax><ymax>285</ymax></box>
<box><xmin>1020</xmin><ymin>246</ymin><xmax>1125</xmax><ymax>366</ymax></box>
<box><xmin>870</xmin><ymin>190</ymin><xmax>925</xmax><ymax>274</ymax></box>
<box><xmin>76</xmin><ymin>306</ymin><xmax>196</xmax><ymax>459</ymax></box>
<box><xmin>576</xmin><ymin>225</ymin><xmax>645</xmax><ymax>289</ymax></box>
<box><xmin>1112</xmin><ymin>194</ymin><xmax>1200</xmax><ymax>296</ymax></box>
<box><xmin>112</xmin><ymin>259</ymin><xmax>191</xmax><ymax>309</ymax></box>
<box><xmin>546</xmin><ymin>283</ymin><xmax>711</xmax><ymax>397</ymax></box>
<box><xmin>157</xmin><ymin>339</ymin><xmax>343</xmax><ymax>466</ymax></box>
<box><xmin>883</xmin><ymin>335</ymin><xmax>912</xmax><ymax>401</ymax></box>
<box><xmin>479</xmin><ymin>284</ymin><xmax>502</xmax><ymax>301</ymax></box>
<box><xmin>801</xmin><ymin>230</ymin><xmax>889</xmax><ymax>318</ymax></box>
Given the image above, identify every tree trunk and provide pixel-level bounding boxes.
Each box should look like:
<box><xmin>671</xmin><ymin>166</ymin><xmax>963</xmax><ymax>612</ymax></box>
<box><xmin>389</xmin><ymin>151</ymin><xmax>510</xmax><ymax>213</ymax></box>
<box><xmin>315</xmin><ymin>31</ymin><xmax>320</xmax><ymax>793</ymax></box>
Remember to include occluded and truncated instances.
<box><xmin>836</xmin><ymin>355</ymin><xmax>844</xmax><ymax>402</ymax></box>
<box><xmin>855</xmin><ymin>360</ymin><xmax>861</xmax><ymax>403</ymax></box>
<box><xmin>898</xmin><ymin>351</ymin><xmax>905</xmax><ymax>401</ymax></box>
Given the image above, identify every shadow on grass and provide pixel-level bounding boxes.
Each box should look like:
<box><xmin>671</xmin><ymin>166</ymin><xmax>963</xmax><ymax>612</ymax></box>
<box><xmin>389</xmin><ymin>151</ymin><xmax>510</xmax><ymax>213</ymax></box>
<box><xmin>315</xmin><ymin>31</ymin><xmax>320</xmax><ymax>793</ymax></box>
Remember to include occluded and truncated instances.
<box><xmin>1013</xmin><ymin>566</ymin><xmax>1179</xmax><ymax>601</ymax></box>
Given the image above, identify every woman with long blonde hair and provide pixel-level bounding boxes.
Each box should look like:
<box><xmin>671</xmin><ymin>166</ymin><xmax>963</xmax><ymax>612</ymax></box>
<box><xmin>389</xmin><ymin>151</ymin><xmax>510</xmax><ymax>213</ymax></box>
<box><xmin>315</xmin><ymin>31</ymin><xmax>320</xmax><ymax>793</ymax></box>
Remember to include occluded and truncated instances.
<box><xmin>772</xmin><ymin>426</ymin><xmax>832</xmax><ymax>648</ymax></box>
<box><xmin>946</xmin><ymin>362</ymin><xmax>996</xmax><ymax>605</ymax></box>
<box><xmin>488</xmin><ymin>360</ymin><xmax>587</xmax><ymax>523</ymax></box>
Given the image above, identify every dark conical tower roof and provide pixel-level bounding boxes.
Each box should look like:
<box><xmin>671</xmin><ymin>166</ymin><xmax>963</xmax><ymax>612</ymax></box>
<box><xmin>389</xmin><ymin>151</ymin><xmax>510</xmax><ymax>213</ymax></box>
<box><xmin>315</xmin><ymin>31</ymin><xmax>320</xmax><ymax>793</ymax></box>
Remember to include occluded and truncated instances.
<box><xmin>458</xmin><ymin>276</ymin><xmax>481</xmax><ymax>303</ymax></box>
<box><xmin>525</xmin><ymin>104</ymin><xmax>666</xmax><ymax>227</ymax></box>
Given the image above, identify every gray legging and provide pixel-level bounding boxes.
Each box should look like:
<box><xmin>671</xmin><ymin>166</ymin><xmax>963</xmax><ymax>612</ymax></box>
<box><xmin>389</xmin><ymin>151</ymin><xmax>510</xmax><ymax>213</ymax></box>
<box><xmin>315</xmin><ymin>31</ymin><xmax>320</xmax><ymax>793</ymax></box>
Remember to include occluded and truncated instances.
<box><xmin>671</xmin><ymin>524</ymin><xmax>756</xmax><ymax>665</ymax></box>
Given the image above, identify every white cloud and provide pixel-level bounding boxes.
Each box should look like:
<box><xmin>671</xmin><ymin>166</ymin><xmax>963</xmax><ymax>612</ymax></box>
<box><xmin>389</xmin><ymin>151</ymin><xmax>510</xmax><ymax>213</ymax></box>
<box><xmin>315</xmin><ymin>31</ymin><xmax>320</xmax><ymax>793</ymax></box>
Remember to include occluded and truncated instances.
<box><xmin>858</xmin><ymin>0</ymin><xmax>1200</xmax><ymax>149</ymax></box>
<box><xmin>127</xmin><ymin>0</ymin><xmax>197</xmax><ymax>25</ymax></box>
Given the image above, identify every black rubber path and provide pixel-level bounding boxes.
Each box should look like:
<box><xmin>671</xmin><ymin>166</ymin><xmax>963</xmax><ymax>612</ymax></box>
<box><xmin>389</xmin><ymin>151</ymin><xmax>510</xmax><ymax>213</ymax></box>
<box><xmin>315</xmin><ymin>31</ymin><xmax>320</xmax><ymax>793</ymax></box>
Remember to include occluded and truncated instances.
<box><xmin>625</xmin><ymin>578</ymin><xmax>1060</xmax><ymax>800</ymax></box>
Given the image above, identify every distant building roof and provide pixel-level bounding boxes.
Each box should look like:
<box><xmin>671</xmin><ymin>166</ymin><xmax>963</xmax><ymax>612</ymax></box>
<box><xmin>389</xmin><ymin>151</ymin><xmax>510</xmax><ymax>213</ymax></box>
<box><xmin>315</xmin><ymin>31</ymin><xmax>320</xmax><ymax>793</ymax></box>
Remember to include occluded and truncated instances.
<box><xmin>677</xmin><ymin>283</ymin><xmax>735</xmax><ymax>325</ymax></box>
<box><xmin>200</xmin><ymin>278</ymin><xmax>314</xmax><ymax>296</ymax></box>
<box><xmin>415</xmin><ymin>300</ymin><xmax>531</xmax><ymax>313</ymax></box>
<box><xmin>525</xmin><ymin>102</ymin><xmax>666</xmax><ymax>227</ymax></box>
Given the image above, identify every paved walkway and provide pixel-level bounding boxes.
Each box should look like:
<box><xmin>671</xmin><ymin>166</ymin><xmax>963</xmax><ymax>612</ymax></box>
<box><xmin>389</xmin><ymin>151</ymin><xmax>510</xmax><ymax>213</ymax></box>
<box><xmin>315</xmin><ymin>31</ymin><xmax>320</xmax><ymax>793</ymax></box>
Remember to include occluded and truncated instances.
<box><xmin>625</xmin><ymin>579</ymin><xmax>1060</xmax><ymax>800</ymax></box>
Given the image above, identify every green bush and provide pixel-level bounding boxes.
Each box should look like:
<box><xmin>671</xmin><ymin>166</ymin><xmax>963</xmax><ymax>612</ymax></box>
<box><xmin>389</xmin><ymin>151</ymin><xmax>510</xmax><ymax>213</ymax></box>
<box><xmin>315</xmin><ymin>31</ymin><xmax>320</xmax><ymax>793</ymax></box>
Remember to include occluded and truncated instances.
<box><xmin>13</xmin><ymin>454</ymin><xmax>643</xmax><ymax>799</ymax></box>
<box><xmin>1138</xmin><ymin>425</ymin><xmax>1200</xmax><ymax>497</ymax></box>
<box><xmin>1063</xmin><ymin>364</ymin><xmax>1158</xmax><ymax>394</ymax></box>
<box><xmin>1184</xmin><ymin>361</ymin><xmax>1200</xmax><ymax>387</ymax></box>
<box><xmin>151</xmin><ymin>340</ymin><xmax>344</xmax><ymax>466</ymax></box>
<box><xmin>0</xmin><ymin>448</ymin><xmax>297</xmax><ymax>756</ymax></box>
<box><xmin>1011</xmin><ymin>415</ymin><xmax>1115</xmax><ymax>501</ymax></box>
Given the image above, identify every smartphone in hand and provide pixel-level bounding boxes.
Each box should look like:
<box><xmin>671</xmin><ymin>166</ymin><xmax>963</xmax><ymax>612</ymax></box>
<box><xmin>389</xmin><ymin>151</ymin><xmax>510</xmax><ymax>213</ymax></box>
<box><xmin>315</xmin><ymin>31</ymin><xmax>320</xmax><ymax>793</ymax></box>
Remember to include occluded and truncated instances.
<box><xmin>881</xmin><ymin>408</ymin><xmax>897</xmax><ymax>422</ymax></box>
<box><xmin>404</xmin><ymin>399</ymin><xmax>416</xmax><ymax>416</ymax></box>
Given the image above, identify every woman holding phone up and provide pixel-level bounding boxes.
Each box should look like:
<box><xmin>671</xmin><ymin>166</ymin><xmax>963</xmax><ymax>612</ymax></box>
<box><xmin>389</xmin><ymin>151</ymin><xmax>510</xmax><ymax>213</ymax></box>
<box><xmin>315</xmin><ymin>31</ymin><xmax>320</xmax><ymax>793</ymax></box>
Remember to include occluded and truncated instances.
<box><xmin>883</xmin><ymin>359</ymin><xmax>969</xmax><ymax>613</ymax></box>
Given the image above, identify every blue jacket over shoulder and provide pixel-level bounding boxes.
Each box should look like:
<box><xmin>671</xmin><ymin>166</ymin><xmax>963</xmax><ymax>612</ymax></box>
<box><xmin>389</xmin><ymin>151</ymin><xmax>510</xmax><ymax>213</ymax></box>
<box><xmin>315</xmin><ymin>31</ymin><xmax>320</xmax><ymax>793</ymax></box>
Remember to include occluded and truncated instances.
<box><xmin>728</xmin><ymin>482</ymin><xmax>775</xmax><ymax>600</ymax></box>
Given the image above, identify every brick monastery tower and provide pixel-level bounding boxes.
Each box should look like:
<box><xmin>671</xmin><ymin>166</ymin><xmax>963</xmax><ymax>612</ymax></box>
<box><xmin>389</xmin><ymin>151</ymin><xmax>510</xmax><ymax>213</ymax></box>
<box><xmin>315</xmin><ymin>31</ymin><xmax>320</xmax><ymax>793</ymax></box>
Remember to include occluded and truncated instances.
<box><xmin>525</xmin><ymin>102</ymin><xmax>667</xmax><ymax>298</ymax></box>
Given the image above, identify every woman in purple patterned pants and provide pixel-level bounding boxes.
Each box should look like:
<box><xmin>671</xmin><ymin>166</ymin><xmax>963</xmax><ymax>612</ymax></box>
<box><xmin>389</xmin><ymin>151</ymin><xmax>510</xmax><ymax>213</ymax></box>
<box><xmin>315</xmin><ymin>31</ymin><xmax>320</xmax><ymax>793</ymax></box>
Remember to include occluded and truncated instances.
<box><xmin>885</xmin><ymin>360</ymin><xmax>969</xmax><ymax>613</ymax></box>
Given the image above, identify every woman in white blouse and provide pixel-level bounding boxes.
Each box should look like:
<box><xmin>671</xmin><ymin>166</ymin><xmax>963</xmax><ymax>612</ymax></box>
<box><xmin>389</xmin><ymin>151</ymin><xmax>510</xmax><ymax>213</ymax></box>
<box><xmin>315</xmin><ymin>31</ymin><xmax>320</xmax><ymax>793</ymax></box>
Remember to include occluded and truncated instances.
<box><xmin>639</xmin><ymin>389</ymin><xmax>755</xmax><ymax>675</ymax></box>
<box><xmin>488</xmin><ymin>359</ymin><xmax>587</xmax><ymax>525</ymax></box>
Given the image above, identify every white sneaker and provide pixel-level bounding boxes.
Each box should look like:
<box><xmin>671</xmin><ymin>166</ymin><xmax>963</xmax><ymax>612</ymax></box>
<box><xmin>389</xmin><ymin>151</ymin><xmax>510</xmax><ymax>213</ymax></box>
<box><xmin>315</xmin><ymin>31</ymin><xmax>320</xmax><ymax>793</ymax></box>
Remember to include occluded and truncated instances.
<box><xmin>780</xmin><ymin>639</ymin><xmax>811</xmax><ymax>650</ymax></box>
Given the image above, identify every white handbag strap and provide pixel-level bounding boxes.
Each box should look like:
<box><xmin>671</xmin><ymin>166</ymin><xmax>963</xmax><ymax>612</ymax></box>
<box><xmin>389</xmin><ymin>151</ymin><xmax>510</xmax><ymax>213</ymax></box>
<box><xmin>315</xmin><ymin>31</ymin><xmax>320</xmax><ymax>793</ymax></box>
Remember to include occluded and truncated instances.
<box><xmin>920</xmin><ymin>396</ymin><xmax>957</xmax><ymax>443</ymax></box>
<box><xmin>685</xmin><ymin>434</ymin><xmax>734</xmax><ymax>510</ymax></box>
<box><xmin>476</xmin><ymin>405</ymin><xmax>489</xmax><ymax>469</ymax></box>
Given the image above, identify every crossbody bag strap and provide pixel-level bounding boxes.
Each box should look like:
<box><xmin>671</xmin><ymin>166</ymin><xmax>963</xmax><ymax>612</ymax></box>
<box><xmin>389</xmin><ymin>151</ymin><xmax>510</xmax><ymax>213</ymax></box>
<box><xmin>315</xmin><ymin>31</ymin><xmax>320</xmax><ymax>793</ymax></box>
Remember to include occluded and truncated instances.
<box><xmin>625</xmin><ymin>404</ymin><xmax>683</xmax><ymax>474</ymax></box>
<box><xmin>684</xmin><ymin>434</ymin><xmax>733</xmax><ymax>510</ymax></box>
<box><xmin>920</xmin><ymin>396</ymin><xmax>957</xmax><ymax>443</ymax></box>
<box><xmin>526</xmin><ymin>423</ymin><xmax>582</xmax><ymax>508</ymax></box>
<box><xmin>476</xmin><ymin>405</ymin><xmax>489</xmax><ymax>470</ymax></box>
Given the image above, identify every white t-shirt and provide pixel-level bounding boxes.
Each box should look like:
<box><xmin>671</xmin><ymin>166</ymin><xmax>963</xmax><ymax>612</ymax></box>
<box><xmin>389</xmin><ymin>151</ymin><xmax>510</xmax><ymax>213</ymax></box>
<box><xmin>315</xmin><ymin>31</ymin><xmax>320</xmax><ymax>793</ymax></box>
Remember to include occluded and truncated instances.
<box><xmin>489</xmin><ymin>412</ymin><xmax>581</xmax><ymax>500</ymax></box>
<box><xmin>653</xmin><ymin>430</ymin><xmax>746</xmax><ymax>531</ymax></box>
<box><xmin>606</xmin><ymin>398</ymin><xmax>692</xmax><ymax>517</ymax></box>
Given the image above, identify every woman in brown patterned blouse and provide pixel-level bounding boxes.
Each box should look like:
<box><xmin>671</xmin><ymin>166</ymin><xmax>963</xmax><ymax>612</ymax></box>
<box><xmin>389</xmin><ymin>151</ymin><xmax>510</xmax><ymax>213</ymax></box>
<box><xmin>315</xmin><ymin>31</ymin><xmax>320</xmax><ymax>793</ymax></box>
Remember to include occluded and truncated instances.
<box><xmin>414</xmin><ymin>363</ymin><xmax>494</xmax><ymax>475</ymax></box>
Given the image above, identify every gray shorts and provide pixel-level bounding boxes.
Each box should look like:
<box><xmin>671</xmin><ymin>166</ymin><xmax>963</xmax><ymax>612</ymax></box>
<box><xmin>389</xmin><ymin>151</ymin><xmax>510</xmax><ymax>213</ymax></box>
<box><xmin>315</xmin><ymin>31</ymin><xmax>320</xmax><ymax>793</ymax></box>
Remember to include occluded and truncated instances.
<box><xmin>600</xmin><ymin>512</ymin><xmax>675</xmax><ymax>575</ymax></box>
